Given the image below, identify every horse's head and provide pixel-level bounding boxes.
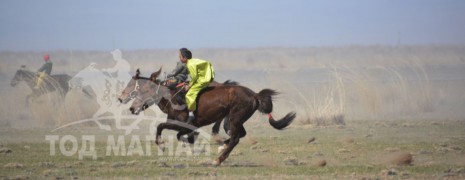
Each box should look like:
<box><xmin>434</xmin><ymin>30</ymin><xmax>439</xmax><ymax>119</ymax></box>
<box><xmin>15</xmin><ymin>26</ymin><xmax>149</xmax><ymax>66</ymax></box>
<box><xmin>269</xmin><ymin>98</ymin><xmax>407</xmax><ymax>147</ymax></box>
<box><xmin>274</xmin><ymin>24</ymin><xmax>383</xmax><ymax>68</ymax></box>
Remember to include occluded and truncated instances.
<box><xmin>129</xmin><ymin>78</ymin><xmax>160</xmax><ymax>115</ymax></box>
<box><xmin>111</xmin><ymin>49</ymin><xmax>122</xmax><ymax>60</ymax></box>
<box><xmin>69</xmin><ymin>63</ymin><xmax>98</xmax><ymax>88</ymax></box>
<box><xmin>119</xmin><ymin>69</ymin><xmax>145</xmax><ymax>104</ymax></box>
<box><xmin>118</xmin><ymin>68</ymin><xmax>161</xmax><ymax>104</ymax></box>
<box><xmin>10</xmin><ymin>65</ymin><xmax>31</xmax><ymax>87</ymax></box>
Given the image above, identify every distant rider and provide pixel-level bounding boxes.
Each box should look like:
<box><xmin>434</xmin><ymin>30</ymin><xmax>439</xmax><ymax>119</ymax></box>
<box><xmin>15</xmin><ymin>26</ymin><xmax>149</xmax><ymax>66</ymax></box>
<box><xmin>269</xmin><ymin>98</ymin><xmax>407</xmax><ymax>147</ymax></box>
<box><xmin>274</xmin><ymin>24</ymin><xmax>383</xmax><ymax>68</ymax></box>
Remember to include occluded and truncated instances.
<box><xmin>34</xmin><ymin>54</ymin><xmax>53</xmax><ymax>89</ymax></box>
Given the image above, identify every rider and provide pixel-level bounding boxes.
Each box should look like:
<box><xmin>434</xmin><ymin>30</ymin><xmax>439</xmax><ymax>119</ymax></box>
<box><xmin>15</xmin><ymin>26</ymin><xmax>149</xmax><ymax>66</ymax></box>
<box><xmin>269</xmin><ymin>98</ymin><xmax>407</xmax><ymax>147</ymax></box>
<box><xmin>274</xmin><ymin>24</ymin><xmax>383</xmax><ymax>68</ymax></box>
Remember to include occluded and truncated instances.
<box><xmin>165</xmin><ymin>60</ymin><xmax>188</xmax><ymax>89</ymax></box>
<box><xmin>179</xmin><ymin>48</ymin><xmax>215</xmax><ymax>124</ymax></box>
<box><xmin>34</xmin><ymin>54</ymin><xmax>53</xmax><ymax>89</ymax></box>
<box><xmin>102</xmin><ymin>49</ymin><xmax>131</xmax><ymax>78</ymax></box>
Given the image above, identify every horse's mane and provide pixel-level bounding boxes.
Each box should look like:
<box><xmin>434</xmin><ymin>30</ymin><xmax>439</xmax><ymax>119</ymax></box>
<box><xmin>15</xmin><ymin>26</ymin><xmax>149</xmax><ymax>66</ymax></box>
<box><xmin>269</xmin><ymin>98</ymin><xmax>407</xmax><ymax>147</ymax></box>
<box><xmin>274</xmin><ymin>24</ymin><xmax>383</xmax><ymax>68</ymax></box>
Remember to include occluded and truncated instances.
<box><xmin>223</xmin><ymin>80</ymin><xmax>239</xmax><ymax>86</ymax></box>
<box><xmin>18</xmin><ymin>67</ymin><xmax>35</xmax><ymax>74</ymax></box>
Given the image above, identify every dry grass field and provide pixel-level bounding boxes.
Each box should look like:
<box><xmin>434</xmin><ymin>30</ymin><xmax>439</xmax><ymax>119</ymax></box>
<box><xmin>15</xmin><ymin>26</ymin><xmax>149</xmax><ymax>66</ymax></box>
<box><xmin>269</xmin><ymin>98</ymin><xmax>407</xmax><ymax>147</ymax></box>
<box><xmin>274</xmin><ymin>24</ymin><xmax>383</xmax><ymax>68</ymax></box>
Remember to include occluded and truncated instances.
<box><xmin>1</xmin><ymin>46</ymin><xmax>465</xmax><ymax>179</ymax></box>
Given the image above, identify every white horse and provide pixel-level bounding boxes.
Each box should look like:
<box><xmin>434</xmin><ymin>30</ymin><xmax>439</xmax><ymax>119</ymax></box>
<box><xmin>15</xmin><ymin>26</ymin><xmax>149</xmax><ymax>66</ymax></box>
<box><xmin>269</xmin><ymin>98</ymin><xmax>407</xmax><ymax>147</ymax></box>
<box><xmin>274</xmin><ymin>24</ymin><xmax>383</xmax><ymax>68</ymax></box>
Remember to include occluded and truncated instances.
<box><xmin>68</xmin><ymin>62</ymin><xmax>145</xmax><ymax>134</ymax></box>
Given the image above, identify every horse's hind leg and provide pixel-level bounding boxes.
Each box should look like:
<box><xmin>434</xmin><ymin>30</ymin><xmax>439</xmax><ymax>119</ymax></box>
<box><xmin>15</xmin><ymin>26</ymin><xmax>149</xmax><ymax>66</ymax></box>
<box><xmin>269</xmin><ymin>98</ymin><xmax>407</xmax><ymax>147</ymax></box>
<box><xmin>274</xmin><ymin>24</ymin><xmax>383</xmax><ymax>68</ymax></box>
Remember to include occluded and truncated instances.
<box><xmin>223</xmin><ymin>116</ymin><xmax>230</xmax><ymax>135</ymax></box>
<box><xmin>214</xmin><ymin>123</ymin><xmax>246</xmax><ymax>166</ymax></box>
<box><xmin>211</xmin><ymin>118</ymin><xmax>226</xmax><ymax>144</ymax></box>
<box><xmin>211</xmin><ymin>120</ymin><xmax>221</xmax><ymax>135</ymax></box>
<box><xmin>25</xmin><ymin>94</ymin><xmax>36</xmax><ymax>107</ymax></box>
<box><xmin>25</xmin><ymin>95</ymin><xmax>31</xmax><ymax>107</ymax></box>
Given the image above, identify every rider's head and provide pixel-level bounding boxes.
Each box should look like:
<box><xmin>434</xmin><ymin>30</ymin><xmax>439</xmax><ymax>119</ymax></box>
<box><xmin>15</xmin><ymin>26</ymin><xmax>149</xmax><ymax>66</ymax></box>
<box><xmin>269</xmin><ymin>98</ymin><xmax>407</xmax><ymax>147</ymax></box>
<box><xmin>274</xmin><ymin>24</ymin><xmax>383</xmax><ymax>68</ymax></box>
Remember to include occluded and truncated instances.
<box><xmin>43</xmin><ymin>54</ymin><xmax>50</xmax><ymax>62</ymax></box>
<box><xmin>111</xmin><ymin>49</ymin><xmax>122</xmax><ymax>60</ymax></box>
<box><xmin>179</xmin><ymin>48</ymin><xmax>192</xmax><ymax>63</ymax></box>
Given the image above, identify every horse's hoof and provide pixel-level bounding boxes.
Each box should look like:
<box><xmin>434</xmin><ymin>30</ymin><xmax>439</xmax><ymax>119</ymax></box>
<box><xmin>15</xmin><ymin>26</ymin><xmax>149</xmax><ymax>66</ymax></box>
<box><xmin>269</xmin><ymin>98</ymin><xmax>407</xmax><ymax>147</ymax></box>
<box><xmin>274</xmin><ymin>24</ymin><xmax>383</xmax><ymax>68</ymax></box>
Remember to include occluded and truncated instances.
<box><xmin>155</xmin><ymin>139</ymin><xmax>165</xmax><ymax>145</ymax></box>
<box><xmin>157</xmin><ymin>143</ymin><xmax>165</xmax><ymax>152</ymax></box>
<box><xmin>217</xmin><ymin>144</ymin><xmax>227</xmax><ymax>154</ymax></box>
<box><xmin>212</xmin><ymin>159</ymin><xmax>221</xmax><ymax>166</ymax></box>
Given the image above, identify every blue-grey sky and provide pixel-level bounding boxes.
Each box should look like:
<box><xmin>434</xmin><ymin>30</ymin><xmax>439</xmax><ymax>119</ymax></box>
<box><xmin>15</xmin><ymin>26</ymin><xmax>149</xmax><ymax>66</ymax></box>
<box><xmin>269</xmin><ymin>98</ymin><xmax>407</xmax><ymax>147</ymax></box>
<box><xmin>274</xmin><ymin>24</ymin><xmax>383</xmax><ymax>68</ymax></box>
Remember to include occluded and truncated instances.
<box><xmin>1</xmin><ymin>0</ymin><xmax>465</xmax><ymax>51</ymax></box>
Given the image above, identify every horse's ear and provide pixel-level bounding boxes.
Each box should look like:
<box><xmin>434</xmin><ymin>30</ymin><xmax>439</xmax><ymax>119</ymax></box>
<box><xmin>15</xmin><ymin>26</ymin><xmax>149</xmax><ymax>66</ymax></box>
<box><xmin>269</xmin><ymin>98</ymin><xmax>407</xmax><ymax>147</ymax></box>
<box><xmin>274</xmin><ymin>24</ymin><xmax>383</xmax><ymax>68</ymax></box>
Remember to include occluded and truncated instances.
<box><xmin>88</xmin><ymin>62</ymin><xmax>97</xmax><ymax>70</ymax></box>
<box><xmin>135</xmin><ymin>69</ymin><xmax>140</xmax><ymax>78</ymax></box>
<box><xmin>150</xmin><ymin>66</ymin><xmax>162</xmax><ymax>81</ymax></box>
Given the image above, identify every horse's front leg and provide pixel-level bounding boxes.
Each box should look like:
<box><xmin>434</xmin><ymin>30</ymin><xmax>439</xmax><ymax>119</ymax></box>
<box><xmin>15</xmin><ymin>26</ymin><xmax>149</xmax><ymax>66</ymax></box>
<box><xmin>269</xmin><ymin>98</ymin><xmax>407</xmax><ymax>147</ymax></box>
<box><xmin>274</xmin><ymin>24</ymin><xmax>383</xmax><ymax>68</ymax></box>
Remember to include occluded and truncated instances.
<box><xmin>155</xmin><ymin>123</ymin><xmax>166</xmax><ymax>151</ymax></box>
<box><xmin>155</xmin><ymin>122</ymin><xmax>183</xmax><ymax>152</ymax></box>
<box><xmin>91</xmin><ymin>107</ymin><xmax>111</xmax><ymax>131</ymax></box>
<box><xmin>156</xmin><ymin>121</ymin><xmax>196</xmax><ymax>151</ymax></box>
<box><xmin>25</xmin><ymin>93</ymin><xmax>35</xmax><ymax>107</ymax></box>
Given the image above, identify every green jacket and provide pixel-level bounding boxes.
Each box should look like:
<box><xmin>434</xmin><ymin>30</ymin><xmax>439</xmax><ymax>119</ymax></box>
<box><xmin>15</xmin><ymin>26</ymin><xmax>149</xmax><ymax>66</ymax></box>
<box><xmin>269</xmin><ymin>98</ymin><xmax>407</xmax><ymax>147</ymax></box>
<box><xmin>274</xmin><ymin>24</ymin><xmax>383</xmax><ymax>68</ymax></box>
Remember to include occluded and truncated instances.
<box><xmin>38</xmin><ymin>61</ymin><xmax>53</xmax><ymax>75</ymax></box>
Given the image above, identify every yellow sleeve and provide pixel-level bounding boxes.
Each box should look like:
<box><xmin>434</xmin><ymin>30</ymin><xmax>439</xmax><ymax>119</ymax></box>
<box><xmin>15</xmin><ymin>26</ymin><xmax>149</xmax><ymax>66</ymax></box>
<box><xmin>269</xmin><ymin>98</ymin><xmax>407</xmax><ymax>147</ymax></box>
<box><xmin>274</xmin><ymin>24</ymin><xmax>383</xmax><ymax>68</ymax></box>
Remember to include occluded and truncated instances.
<box><xmin>187</xmin><ymin>60</ymin><xmax>198</xmax><ymax>86</ymax></box>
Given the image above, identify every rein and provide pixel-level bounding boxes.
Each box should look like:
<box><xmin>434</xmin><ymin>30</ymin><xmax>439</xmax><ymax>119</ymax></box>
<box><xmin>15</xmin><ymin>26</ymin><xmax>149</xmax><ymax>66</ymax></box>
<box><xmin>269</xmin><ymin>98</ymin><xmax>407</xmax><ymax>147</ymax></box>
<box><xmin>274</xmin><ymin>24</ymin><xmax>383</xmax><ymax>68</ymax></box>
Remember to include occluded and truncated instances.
<box><xmin>134</xmin><ymin>75</ymin><xmax>186</xmax><ymax>111</ymax></box>
<box><xmin>160</xmin><ymin>83</ymin><xmax>186</xmax><ymax>111</ymax></box>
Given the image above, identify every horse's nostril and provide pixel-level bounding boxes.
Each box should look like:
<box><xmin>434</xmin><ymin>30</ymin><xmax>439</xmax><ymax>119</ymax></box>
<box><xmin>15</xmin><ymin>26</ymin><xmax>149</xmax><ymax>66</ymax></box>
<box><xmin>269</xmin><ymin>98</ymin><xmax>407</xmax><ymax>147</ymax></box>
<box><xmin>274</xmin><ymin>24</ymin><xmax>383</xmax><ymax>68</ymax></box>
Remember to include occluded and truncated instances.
<box><xmin>118</xmin><ymin>98</ymin><xmax>123</xmax><ymax>103</ymax></box>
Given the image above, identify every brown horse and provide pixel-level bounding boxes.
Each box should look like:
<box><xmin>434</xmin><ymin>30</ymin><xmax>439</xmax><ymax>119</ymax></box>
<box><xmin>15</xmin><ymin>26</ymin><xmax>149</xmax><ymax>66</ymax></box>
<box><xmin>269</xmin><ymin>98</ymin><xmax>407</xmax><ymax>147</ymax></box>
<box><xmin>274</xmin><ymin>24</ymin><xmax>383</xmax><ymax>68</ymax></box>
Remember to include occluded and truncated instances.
<box><xmin>118</xmin><ymin>69</ymin><xmax>234</xmax><ymax>143</ymax></box>
<box><xmin>130</xmin><ymin>68</ymin><xmax>296</xmax><ymax>165</ymax></box>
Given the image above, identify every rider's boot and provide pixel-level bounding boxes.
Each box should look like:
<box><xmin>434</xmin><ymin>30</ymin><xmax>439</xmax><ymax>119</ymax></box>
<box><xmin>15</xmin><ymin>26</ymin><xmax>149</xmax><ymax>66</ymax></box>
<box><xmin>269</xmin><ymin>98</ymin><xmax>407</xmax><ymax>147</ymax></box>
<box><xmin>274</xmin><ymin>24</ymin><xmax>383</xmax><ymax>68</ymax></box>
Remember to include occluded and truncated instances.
<box><xmin>34</xmin><ymin>72</ymin><xmax>45</xmax><ymax>90</ymax></box>
<box><xmin>187</xmin><ymin>111</ymin><xmax>195</xmax><ymax>125</ymax></box>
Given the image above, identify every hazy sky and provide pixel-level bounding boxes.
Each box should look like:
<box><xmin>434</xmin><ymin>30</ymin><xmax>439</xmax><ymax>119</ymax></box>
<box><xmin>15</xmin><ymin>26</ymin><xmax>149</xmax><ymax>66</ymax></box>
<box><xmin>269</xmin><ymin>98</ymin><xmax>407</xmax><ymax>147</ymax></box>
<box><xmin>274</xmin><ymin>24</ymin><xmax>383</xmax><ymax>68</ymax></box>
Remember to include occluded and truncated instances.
<box><xmin>1</xmin><ymin>0</ymin><xmax>465</xmax><ymax>51</ymax></box>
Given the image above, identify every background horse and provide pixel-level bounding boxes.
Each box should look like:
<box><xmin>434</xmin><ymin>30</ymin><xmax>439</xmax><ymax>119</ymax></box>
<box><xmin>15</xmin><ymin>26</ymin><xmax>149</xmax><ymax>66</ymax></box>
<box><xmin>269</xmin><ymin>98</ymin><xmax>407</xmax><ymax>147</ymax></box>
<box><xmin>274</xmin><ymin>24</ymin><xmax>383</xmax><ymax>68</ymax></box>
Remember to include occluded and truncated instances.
<box><xmin>130</xmin><ymin>69</ymin><xmax>296</xmax><ymax>165</ymax></box>
<box><xmin>10</xmin><ymin>65</ymin><xmax>71</xmax><ymax>105</ymax></box>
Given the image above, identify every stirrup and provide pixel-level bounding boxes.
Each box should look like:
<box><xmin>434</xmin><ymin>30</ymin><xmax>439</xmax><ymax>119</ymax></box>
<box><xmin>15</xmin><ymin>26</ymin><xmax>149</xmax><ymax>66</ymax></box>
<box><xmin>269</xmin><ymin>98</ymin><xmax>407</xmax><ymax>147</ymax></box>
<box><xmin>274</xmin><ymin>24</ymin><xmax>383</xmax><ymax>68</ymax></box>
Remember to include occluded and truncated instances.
<box><xmin>187</xmin><ymin>115</ymin><xmax>195</xmax><ymax>125</ymax></box>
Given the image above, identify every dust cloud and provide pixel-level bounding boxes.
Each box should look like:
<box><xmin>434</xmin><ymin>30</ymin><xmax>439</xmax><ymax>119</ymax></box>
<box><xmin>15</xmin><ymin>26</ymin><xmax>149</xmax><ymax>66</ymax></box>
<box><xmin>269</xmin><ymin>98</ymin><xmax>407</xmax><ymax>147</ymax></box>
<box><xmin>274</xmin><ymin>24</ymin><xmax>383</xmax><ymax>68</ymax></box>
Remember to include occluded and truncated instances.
<box><xmin>1</xmin><ymin>46</ymin><xmax>465</xmax><ymax>129</ymax></box>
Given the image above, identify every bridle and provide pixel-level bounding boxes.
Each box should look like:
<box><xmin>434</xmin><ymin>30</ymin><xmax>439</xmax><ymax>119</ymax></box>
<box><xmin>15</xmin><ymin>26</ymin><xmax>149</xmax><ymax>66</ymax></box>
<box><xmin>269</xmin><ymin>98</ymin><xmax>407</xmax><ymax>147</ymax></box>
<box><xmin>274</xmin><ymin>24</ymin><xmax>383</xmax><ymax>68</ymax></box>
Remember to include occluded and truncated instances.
<box><xmin>135</xmin><ymin>79</ymin><xmax>186</xmax><ymax>111</ymax></box>
<box><xmin>129</xmin><ymin>79</ymin><xmax>140</xmax><ymax>99</ymax></box>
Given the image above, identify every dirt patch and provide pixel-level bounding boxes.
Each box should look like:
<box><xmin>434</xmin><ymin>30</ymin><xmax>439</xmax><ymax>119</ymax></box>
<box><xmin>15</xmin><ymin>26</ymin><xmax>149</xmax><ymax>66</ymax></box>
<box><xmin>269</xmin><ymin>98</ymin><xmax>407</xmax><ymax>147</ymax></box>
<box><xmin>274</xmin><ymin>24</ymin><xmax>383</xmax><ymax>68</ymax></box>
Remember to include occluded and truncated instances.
<box><xmin>0</xmin><ymin>147</ymin><xmax>12</xmax><ymax>154</ymax></box>
<box><xmin>339</xmin><ymin>137</ymin><xmax>355</xmax><ymax>144</ymax></box>
<box><xmin>283</xmin><ymin>157</ymin><xmax>306</xmax><ymax>166</ymax></box>
<box><xmin>307</xmin><ymin>137</ymin><xmax>316</xmax><ymax>143</ymax></box>
<box><xmin>4</xmin><ymin>163</ymin><xmax>24</xmax><ymax>169</ymax></box>
<box><xmin>313</xmin><ymin>159</ymin><xmax>327</xmax><ymax>167</ymax></box>
<box><xmin>384</xmin><ymin>147</ymin><xmax>400</xmax><ymax>152</ymax></box>
<box><xmin>337</xmin><ymin>148</ymin><xmax>351</xmax><ymax>153</ymax></box>
<box><xmin>381</xmin><ymin>152</ymin><xmax>413</xmax><ymax>165</ymax></box>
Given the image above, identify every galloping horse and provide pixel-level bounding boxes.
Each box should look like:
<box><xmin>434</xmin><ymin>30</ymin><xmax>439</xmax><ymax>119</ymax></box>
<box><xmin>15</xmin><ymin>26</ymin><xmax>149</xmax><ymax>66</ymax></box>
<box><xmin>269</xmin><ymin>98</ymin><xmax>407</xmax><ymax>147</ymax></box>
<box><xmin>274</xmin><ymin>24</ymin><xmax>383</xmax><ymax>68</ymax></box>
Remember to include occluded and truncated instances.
<box><xmin>10</xmin><ymin>65</ymin><xmax>71</xmax><ymax>104</ymax></box>
<box><xmin>118</xmin><ymin>68</ymin><xmax>234</xmax><ymax>143</ymax></box>
<box><xmin>130</xmin><ymin>68</ymin><xmax>296</xmax><ymax>165</ymax></box>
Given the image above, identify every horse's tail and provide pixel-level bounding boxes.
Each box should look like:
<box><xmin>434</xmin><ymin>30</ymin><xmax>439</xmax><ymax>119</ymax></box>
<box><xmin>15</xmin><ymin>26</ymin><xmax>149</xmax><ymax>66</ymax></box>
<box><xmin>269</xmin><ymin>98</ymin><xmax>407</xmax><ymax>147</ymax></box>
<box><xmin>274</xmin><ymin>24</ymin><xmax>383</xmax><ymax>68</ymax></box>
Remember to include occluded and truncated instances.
<box><xmin>256</xmin><ymin>89</ymin><xmax>296</xmax><ymax>130</ymax></box>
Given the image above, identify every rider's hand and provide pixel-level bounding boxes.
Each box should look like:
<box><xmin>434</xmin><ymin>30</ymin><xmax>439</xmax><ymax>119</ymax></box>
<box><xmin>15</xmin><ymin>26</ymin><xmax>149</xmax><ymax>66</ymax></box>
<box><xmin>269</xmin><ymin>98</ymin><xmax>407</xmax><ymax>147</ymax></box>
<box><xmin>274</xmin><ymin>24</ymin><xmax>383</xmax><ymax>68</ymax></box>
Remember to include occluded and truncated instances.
<box><xmin>184</xmin><ymin>84</ymin><xmax>190</xmax><ymax>91</ymax></box>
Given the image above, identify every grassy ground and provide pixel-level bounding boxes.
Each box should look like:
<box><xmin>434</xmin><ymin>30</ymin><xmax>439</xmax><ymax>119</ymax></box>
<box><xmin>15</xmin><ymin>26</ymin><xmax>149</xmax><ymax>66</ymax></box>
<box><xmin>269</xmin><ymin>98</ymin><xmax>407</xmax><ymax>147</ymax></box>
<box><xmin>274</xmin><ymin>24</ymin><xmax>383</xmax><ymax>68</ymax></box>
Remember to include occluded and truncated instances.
<box><xmin>1</xmin><ymin>119</ymin><xmax>465</xmax><ymax>179</ymax></box>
